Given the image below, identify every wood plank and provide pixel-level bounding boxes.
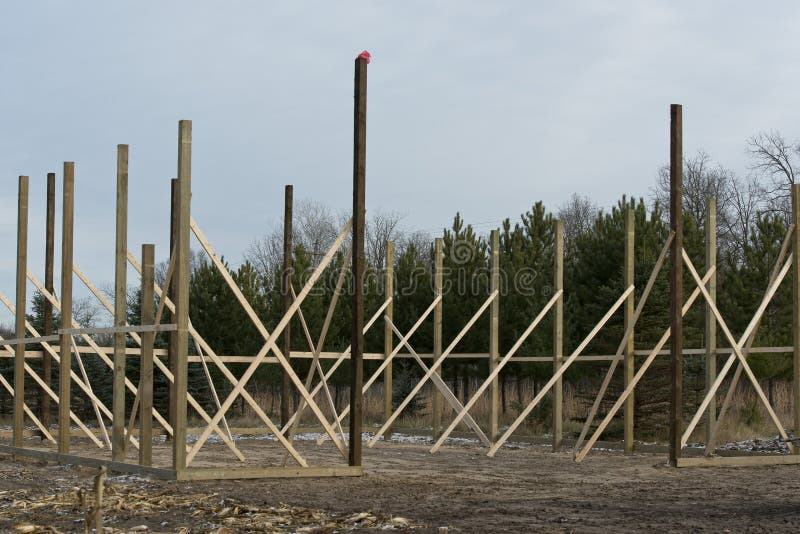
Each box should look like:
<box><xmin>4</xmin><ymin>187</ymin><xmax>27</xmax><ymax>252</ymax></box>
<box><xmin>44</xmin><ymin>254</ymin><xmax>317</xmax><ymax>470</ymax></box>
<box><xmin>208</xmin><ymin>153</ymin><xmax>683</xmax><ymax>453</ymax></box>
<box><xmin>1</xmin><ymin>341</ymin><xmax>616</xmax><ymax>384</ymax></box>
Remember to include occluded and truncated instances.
<box><xmin>489</xmin><ymin>230</ymin><xmax>500</xmax><ymax>444</ymax></box>
<box><xmin>282</xmin><ymin>184</ymin><xmax>293</xmax><ymax>427</ymax></box>
<box><xmin>682</xmin><ymin>250</ymin><xmax>794</xmax><ymax>452</ymax></box>
<box><xmin>388</xmin><ymin>320</ymin><xmax>491</xmax><ymax>446</ymax></box>
<box><xmin>794</xmin><ymin>184</ymin><xmax>800</xmax><ymax>448</ymax></box>
<box><xmin>175</xmin><ymin>466</ymin><xmax>363</xmax><ymax>480</ymax></box>
<box><xmin>703</xmin><ymin>224</ymin><xmax>793</xmax><ymax>454</ymax></box>
<box><xmin>669</xmin><ymin>103</ymin><xmax>683</xmax><ymax>466</ymax></box>
<box><xmin>704</xmin><ymin>197</ymin><xmax>717</xmax><ymax>447</ymax></box>
<box><xmin>623</xmin><ymin>208</ymin><xmax>634</xmax><ymax>454</ymax></box>
<box><xmin>350</xmin><ymin>53</ymin><xmax>368</xmax><ymax>467</ymax></box>
<box><xmin>431</xmin><ymin>291</ymin><xmax>561</xmax><ymax>454</ymax></box>
<box><xmin>489</xmin><ymin>286</ymin><xmax>634</xmax><ymax>457</ymax></box>
<box><xmin>681</xmin><ymin>254</ymin><xmax>792</xmax><ymax>445</ymax></box>
<box><xmin>0</xmin><ymin>445</ymin><xmax>174</xmax><ymax>479</ymax></box>
<box><xmin>552</xmin><ymin>220</ymin><xmax>563</xmax><ymax>451</ymax></box>
<box><xmin>140</xmin><ymin>244</ymin><xmax>155</xmax><ymax>466</ymax></box>
<box><xmin>0</xmin><ymin>446</ymin><xmax>364</xmax><ymax>479</ymax></box>
<box><xmin>370</xmin><ymin>291</ymin><xmax>498</xmax><ymax>447</ymax></box>
<box><xmin>383</xmin><ymin>241</ymin><xmax>394</xmax><ymax>438</ymax></box>
<box><xmin>184</xmin><ymin>222</ymin><xmax>352</xmax><ymax>465</ymax></box>
<box><xmin>13</xmin><ymin>176</ymin><xmax>28</xmax><ymax>448</ymax></box>
<box><xmin>41</xmin><ymin>171</ymin><xmax>56</xmax><ymax>435</ymax></box>
<box><xmin>676</xmin><ymin>455</ymin><xmax>800</xmax><ymax>468</ymax></box>
<box><xmin>59</xmin><ymin>162</ymin><xmax>75</xmax><ymax>454</ymax></box>
<box><xmin>573</xmin><ymin>233</ymin><xmax>672</xmax><ymax>456</ymax></box>
<box><xmin>75</xmin><ymin>260</ymin><xmax>243</xmax><ymax>460</ymax></box>
<box><xmin>432</xmin><ymin>238</ymin><xmax>443</xmax><ymax>439</ymax></box>
<box><xmin>322</xmin><ymin>297</ymin><xmax>441</xmax><ymax>438</ymax></box>
<box><xmin>174</xmin><ymin>121</ymin><xmax>191</xmax><ymax>470</ymax></box>
<box><xmin>574</xmin><ymin>268</ymin><xmax>715</xmax><ymax>463</ymax></box>
<box><xmin>188</xmin><ymin>219</ymin><xmax>346</xmax><ymax>460</ymax></box>
<box><xmin>168</xmin><ymin>177</ymin><xmax>178</xmax><ymax>436</ymax></box>
<box><xmin>113</xmin><ymin>144</ymin><xmax>129</xmax><ymax>462</ymax></box>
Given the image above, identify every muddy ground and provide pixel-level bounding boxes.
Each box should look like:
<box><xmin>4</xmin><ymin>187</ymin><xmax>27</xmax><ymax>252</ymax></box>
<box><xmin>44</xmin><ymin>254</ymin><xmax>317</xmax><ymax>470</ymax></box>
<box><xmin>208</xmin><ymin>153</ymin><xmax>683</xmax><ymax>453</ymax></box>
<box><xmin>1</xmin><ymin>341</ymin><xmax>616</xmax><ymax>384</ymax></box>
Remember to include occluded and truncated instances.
<box><xmin>0</xmin><ymin>433</ymin><xmax>799</xmax><ymax>532</ymax></box>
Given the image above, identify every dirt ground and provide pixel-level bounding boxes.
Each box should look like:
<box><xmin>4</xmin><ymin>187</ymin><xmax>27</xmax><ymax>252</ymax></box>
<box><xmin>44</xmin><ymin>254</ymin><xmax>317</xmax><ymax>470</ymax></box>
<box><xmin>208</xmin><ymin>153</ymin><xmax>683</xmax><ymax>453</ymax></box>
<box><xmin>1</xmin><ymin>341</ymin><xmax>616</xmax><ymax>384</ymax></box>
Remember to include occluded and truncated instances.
<box><xmin>1</xmin><ymin>434</ymin><xmax>799</xmax><ymax>533</ymax></box>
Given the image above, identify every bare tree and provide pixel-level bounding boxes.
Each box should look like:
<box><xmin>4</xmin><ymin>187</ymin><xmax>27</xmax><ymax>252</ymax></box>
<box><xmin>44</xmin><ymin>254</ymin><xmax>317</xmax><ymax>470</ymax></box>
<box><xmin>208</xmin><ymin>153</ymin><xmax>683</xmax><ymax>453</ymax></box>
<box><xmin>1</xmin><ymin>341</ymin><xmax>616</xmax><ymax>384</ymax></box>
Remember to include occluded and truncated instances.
<box><xmin>653</xmin><ymin>150</ymin><xmax>737</xmax><ymax>228</ymax></box>
<box><xmin>366</xmin><ymin>208</ymin><xmax>404</xmax><ymax>270</ymax></box>
<box><xmin>727</xmin><ymin>174</ymin><xmax>766</xmax><ymax>261</ymax></box>
<box><xmin>557</xmin><ymin>193</ymin><xmax>596</xmax><ymax>249</ymax></box>
<box><xmin>747</xmin><ymin>130</ymin><xmax>799</xmax><ymax>217</ymax></box>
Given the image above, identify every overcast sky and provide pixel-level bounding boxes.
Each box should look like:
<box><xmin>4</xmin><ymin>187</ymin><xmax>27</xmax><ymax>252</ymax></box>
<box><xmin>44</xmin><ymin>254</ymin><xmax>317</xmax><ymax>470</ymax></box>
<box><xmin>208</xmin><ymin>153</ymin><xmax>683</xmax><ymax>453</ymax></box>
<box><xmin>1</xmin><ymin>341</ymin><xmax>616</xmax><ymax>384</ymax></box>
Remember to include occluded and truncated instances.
<box><xmin>1</xmin><ymin>1</ymin><xmax>799</xmax><ymax>321</ymax></box>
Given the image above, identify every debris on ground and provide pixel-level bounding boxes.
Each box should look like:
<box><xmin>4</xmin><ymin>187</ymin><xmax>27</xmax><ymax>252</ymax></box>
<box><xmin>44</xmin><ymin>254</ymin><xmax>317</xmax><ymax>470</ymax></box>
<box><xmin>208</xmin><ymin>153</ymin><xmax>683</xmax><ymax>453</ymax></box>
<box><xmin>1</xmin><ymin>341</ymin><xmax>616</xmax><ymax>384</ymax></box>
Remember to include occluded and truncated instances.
<box><xmin>1</xmin><ymin>479</ymin><xmax>416</xmax><ymax>533</ymax></box>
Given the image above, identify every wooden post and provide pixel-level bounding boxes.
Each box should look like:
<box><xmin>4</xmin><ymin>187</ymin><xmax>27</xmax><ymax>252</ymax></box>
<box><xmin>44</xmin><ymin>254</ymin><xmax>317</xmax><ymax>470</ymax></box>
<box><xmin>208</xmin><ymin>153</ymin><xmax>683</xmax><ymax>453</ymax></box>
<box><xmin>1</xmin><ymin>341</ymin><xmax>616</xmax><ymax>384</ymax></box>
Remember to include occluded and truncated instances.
<box><xmin>13</xmin><ymin>176</ymin><xmax>29</xmax><ymax>448</ymax></box>
<box><xmin>349</xmin><ymin>54</ymin><xmax>367</xmax><ymax>467</ymax></box>
<box><xmin>669</xmin><ymin>104</ymin><xmax>683</xmax><ymax>466</ymax></box>
<box><xmin>793</xmin><ymin>184</ymin><xmax>800</xmax><ymax>447</ymax></box>
<box><xmin>173</xmin><ymin>120</ymin><xmax>191</xmax><ymax>470</ymax></box>
<box><xmin>552</xmin><ymin>219</ymin><xmax>564</xmax><ymax>451</ymax></box>
<box><xmin>623</xmin><ymin>208</ymin><xmax>635</xmax><ymax>454</ymax></box>
<box><xmin>139</xmin><ymin>244</ymin><xmax>155</xmax><ymax>466</ymax></box>
<box><xmin>167</xmin><ymin>178</ymin><xmax>178</xmax><ymax>439</ymax></box>
<box><xmin>383</xmin><ymin>240</ymin><xmax>395</xmax><ymax>439</ymax></box>
<box><xmin>40</xmin><ymin>172</ymin><xmax>55</xmax><ymax>436</ymax></box>
<box><xmin>281</xmin><ymin>184</ymin><xmax>293</xmax><ymax>428</ymax></box>
<box><xmin>705</xmin><ymin>198</ymin><xmax>717</xmax><ymax>447</ymax></box>
<box><xmin>433</xmin><ymin>238</ymin><xmax>444</xmax><ymax>438</ymax></box>
<box><xmin>59</xmin><ymin>162</ymin><xmax>75</xmax><ymax>454</ymax></box>
<box><xmin>112</xmin><ymin>144</ymin><xmax>129</xmax><ymax>461</ymax></box>
<box><xmin>489</xmin><ymin>230</ymin><xmax>500</xmax><ymax>443</ymax></box>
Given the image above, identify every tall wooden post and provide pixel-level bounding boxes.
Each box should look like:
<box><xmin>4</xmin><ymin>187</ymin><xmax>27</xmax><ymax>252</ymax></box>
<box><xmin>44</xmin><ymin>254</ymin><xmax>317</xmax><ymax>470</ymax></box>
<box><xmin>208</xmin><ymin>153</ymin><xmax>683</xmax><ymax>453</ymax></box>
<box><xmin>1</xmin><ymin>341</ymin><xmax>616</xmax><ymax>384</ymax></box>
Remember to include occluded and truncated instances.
<box><xmin>281</xmin><ymin>184</ymin><xmax>294</xmax><ymax>428</ymax></box>
<box><xmin>40</xmin><ymin>173</ymin><xmax>55</xmax><ymax>435</ymax></box>
<box><xmin>139</xmin><ymin>244</ymin><xmax>155</xmax><ymax>466</ymax></box>
<box><xmin>704</xmin><ymin>198</ymin><xmax>717</xmax><ymax>447</ymax></box>
<box><xmin>669</xmin><ymin>104</ymin><xmax>683</xmax><ymax>466</ymax></box>
<box><xmin>552</xmin><ymin>220</ymin><xmax>564</xmax><ymax>451</ymax></box>
<box><xmin>433</xmin><ymin>238</ymin><xmax>444</xmax><ymax>438</ymax></box>
<box><xmin>13</xmin><ymin>176</ymin><xmax>29</xmax><ymax>448</ymax></box>
<box><xmin>623</xmin><ymin>208</ymin><xmax>635</xmax><ymax>454</ymax></box>
<box><xmin>167</xmin><ymin>178</ymin><xmax>178</xmax><ymax>438</ymax></box>
<box><xmin>349</xmin><ymin>54</ymin><xmax>367</xmax><ymax>467</ymax></box>
<box><xmin>112</xmin><ymin>144</ymin><xmax>129</xmax><ymax>461</ymax></box>
<box><xmin>489</xmin><ymin>230</ymin><xmax>500</xmax><ymax>443</ymax></box>
<box><xmin>173</xmin><ymin>120</ymin><xmax>192</xmax><ymax>470</ymax></box>
<box><xmin>383</xmin><ymin>240</ymin><xmax>395</xmax><ymax>439</ymax></box>
<box><xmin>58</xmin><ymin>162</ymin><xmax>75</xmax><ymax>454</ymax></box>
<box><xmin>792</xmin><ymin>184</ymin><xmax>800</xmax><ymax>447</ymax></box>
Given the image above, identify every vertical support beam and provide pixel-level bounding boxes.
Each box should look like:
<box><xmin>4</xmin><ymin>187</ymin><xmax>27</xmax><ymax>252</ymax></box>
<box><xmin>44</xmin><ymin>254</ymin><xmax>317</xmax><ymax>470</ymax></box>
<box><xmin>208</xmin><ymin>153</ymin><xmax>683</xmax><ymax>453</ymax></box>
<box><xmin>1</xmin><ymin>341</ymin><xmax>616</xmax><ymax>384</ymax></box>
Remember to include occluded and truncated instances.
<box><xmin>167</xmin><ymin>178</ymin><xmax>178</xmax><ymax>438</ymax></box>
<box><xmin>173</xmin><ymin>120</ymin><xmax>192</xmax><ymax>470</ymax></box>
<box><xmin>59</xmin><ymin>162</ymin><xmax>75</xmax><ymax>454</ymax></box>
<box><xmin>13</xmin><ymin>176</ymin><xmax>29</xmax><ymax>448</ymax></box>
<box><xmin>383</xmin><ymin>240</ymin><xmax>395</xmax><ymax>439</ymax></box>
<box><xmin>40</xmin><ymin>172</ymin><xmax>55</xmax><ymax>435</ymax></box>
<box><xmin>139</xmin><ymin>244</ymin><xmax>155</xmax><ymax>466</ymax></box>
<box><xmin>489</xmin><ymin>230</ymin><xmax>500</xmax><ymax>443</ymax></box>
<box><xmin>281</xmin><ymin>184</ymin><xmax>294</xmax><ymax>428</ymax></box>
<box><xmin>623</xmin><ymin>208</ymin><xmax>635</xmax><ymax>454</ymax></box>
<box><xmin>112</xmin><ymin>144</ymin><xmax>129</xmax><ymax>461</ymax></box>
<box><xmin>792</xmin><ymin>184</ymin><xmax>800</xmax><ymax>446</ymax></box>
<box><xmin>349</xmin><ymin>54</ymin><xmax>368</xmax><ymax>467</ymax></box>
<box><xmin>669</xmin><ymin>103</ymin><xmax>683</xmax><ymax>466</ymax></box>
<box><xmin>433</xmin><ymin>238</ymin><xmax>444</xmax><ymax>438</ymax></box>
<box><xmin>704</xmin><ymin>198</ymin><xmax>717</xmax><ymax>447</ymax></box>
<box><xmin>552</xmin><ymin>220</ymin><xmax>564</xmax><ymax>451</ymax></box>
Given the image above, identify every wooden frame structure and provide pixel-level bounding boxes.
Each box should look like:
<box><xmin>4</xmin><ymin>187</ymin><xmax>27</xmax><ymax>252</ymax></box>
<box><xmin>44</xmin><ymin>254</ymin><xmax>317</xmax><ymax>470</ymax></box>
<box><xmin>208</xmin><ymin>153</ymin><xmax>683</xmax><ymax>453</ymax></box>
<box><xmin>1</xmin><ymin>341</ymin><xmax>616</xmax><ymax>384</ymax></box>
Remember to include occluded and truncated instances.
<box><xmin>0</xmin><ymin>55</ymin><xmax>371</xmax><ymax>480</ymax></box>
<box><xmin>3</xmin><ymin>73</ymin><xmax>800</xmax><ymax>475</ymax></box>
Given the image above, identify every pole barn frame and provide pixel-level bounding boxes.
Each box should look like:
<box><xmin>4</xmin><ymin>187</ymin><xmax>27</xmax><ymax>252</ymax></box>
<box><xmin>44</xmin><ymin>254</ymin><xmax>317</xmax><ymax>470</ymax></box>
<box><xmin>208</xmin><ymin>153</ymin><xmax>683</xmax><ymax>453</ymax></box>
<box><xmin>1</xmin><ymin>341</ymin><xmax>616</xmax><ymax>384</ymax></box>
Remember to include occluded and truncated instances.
<box><xmin>1</xmin><ymin>75</ymin><xmax>799</xmax><ymax>475</ymax></box>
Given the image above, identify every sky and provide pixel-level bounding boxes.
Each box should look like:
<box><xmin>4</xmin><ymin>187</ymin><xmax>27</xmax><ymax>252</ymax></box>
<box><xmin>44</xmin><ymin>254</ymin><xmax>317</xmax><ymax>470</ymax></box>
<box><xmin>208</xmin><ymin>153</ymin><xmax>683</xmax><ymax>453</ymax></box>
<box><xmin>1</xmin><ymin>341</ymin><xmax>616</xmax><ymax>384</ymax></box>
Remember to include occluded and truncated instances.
<box><xmin>1</xmin><ymin>1</ymin><xmax>799</xmax><ymax>322</ymax></box>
